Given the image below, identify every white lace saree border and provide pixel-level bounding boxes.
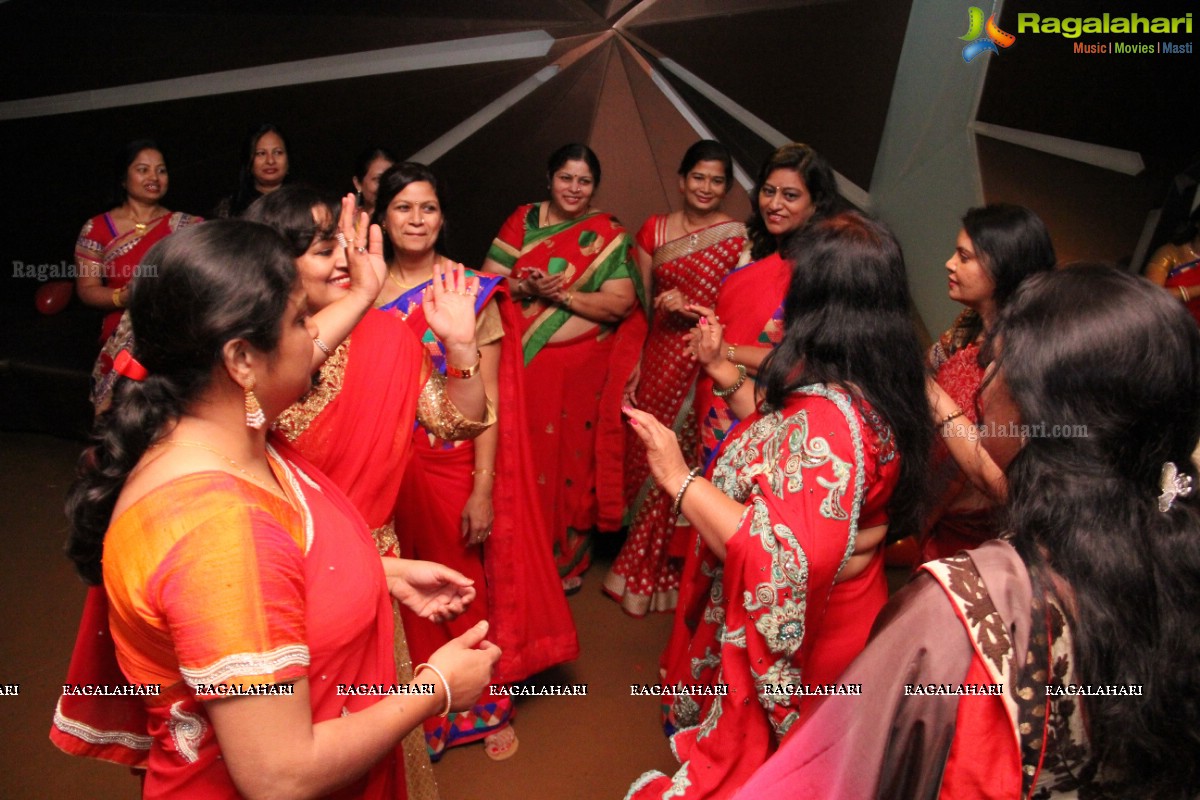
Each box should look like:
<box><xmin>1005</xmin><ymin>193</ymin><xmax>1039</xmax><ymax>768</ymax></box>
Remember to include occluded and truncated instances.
<box><xmin>179</xmin><ymin>643</ymin><xmax>310</xmax><ymax>689</ymax></box>
<box><xmin>52</xmin><ymin>697</ymin><xmax>153</xmax><ymax>750</ymax></box>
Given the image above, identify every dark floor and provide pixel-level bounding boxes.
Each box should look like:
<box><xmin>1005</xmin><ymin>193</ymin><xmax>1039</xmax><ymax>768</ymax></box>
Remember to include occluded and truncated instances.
<box><xmin>0</xmin><ymin>430</ymin><xmax>912</xmax><ymax>799</ymax></box>
<box><xmin>0</xmin><ymin>431</ymin><xmax>678</xmax><ymax>800</ymax></box>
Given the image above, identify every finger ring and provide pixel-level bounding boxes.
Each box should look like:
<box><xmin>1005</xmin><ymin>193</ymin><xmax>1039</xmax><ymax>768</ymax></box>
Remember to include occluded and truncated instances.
<box><xmin>356</xmin><ymin>246</ymin><xmax>367</xmax><ymax>254</ymax></box>
<box><xmin>335</xmin><ymin>233</ymin><xmax>349</xmax><ymax>249</ymax></box>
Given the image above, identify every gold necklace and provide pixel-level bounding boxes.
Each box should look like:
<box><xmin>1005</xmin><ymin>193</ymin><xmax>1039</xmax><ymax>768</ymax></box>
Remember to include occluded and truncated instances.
<box><xmin>155</xmin><ymin>440</ymin><xmax>293</xmax><ymax>505</ymax></box>
<box><xmin>387</xmin><ymin>258</ymin><xmax>441</xmax><ymax>289</ymax></box>
<box><xmin>126</xmin><ymin>205</ymin><xmax>160</xmax><ymax>234</ymax></box>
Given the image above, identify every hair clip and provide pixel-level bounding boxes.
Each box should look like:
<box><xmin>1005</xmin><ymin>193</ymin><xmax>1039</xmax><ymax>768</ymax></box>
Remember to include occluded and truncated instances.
<box><xmin>1158</xmin><ymin>461</ymin><xmax>1194</xmax><ymax>512</ymax></box>
<box><xmin>113</xmin><ymin>350</ymin><xmax>148</xmax><ymax>382</ymax></box>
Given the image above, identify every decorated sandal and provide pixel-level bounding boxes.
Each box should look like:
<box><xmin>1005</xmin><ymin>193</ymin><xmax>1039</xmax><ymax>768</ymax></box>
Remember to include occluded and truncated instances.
<box><xmin>484</xmin><ymin>725</ymin><xmax>519</xmax><ymax>761</ymax></box>
<box><xmin>561</xmin><ymin>576</ymin><xmax>583</xmax><ymax>595</ymax></box>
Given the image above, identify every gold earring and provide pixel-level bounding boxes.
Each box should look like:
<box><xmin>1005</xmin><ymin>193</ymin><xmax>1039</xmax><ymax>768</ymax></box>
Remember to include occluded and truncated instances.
<box><xmin>244</xmin><ymin>377</ymin><xmax>265</xmax><ymax>429</ymax></box>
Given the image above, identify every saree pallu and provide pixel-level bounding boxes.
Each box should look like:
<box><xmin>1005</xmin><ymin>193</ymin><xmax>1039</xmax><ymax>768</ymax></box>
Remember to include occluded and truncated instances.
<box><xmin>729</xmin><ymin>540</ymin><xmax>1102</xmax><ymax>800</ymax></box>
<box><xmin>381</xmin><ymin>275</ymin><xmax>578</xmax><ymax>756</ymax></box>
<box><xmin>606</xmin><ymin>217</ymin><xmax>745</xmax><ymax>616</ymax></box>
<box><xmin>53</xmin><ymin>444</ymin><xmax>404</xmax><ymax>799</ymax></box>
<box><xmin>75</xmin><ymin>211</ymin><xmax>201</xmax><ymax>342</ymax></box>
<box><xmin>274</xmin><ymin>309</ymin><xmax>438</xmax><ymax>798</ymax></box>
<box><xmin>488</xmin><ymin>202</ymin><xmax>637</xmax><ymax>567</ymax></box>
<box><xmin>660</xmin><ymin>253</ymin><xmax>790</xmax><ymax>683</ymax></box>
<box><xmin>628</xmin><ymin>387</ymin><xmax>899</xmax><ymax>800</ymax></box>
<box><xmin>920</xmin><ymin>332</ymin><xmax>1002</xmax><ymax>563</ymax></box>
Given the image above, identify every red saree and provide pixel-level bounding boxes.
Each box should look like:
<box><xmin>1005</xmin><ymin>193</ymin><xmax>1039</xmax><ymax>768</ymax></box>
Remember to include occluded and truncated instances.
<box><xmin>920</xmin><ymin>313</ymin><xmax>1001</xmax><ymax>563</ymax></box>
<box><xmin>75</xmin><ymin>211</ymin><xmax>201</xmax><ymax>342</ymax></box>
<box><xmin>627</xmin><ymin>386</ymin><xmax>899</xmax><ymax>800</ymax></box>
<box><xmin>660</xmin><ymin>253</ymin><xmax>791</xmax><ymax>686</ymax></box>
<box><xmin>52</xmin><ymin>445</ymin><xmax>404</xmax><ymax>799</ymax></box>
<box><xmin>729</xmin><ymin>540</ymin><xmax>1103</xmax><ymax>800</ymax></box>
<box><xmin>273</xmin><ymin>308</ymin><xmax>437</xmax><ymax>796</ymax></box>
<box><xmin>380</xmin><ymin>274</ymin><xmax>578</xmax><ymax>757</ymax></box>
<box><xmin>487</xmin><ymin>202</ymin><xmax>636</xmax><ymax>578</ymax></box>
<box><xmin>605</xmin><ymin>216</ymin><xmax>745</xmax><ymax>616</ymax></box>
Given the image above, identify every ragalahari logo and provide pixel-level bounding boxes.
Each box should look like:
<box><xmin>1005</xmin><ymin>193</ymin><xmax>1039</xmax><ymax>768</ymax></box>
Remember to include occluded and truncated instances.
<box><xmin>960</xmin><ymin>7</ymin><xmax>1016</xmax><ymax>62</ymax></box>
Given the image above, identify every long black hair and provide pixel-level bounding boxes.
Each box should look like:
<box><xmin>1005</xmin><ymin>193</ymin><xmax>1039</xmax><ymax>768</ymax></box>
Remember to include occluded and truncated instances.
<box><xmin>372</xmin><ymin>161</ymin><xmax>449</xmax><ymax>260</ymax></box>
<box><xmin>745</xmin><ymin>143</ymin><xmax>839</xmax><ymax>261</ymax></box>
<box><xmin>997</xmin><ymin>265</ymin><xmax>1200</xmax><ymax>796</ymax></box>
<box><xmin>64</xmin><ymin>221</ymin><xmax>297</xmax><ymax>584</ymax></box>
<box><xmin>758</xmin><ymin>212</ymin><xmax>931</xmax><ymax>538</ymax></box>
<box><xmin>950</xmin><ymin>203</ymin><xmax>1056</xmax><ymax>354</ymax></box>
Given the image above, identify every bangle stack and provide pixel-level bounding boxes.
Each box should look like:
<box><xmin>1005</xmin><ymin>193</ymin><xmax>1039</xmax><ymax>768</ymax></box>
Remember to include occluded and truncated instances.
<box><xmin>712</xmin><ymin>364</ymin><xmax>747</xmax><ymax>398</ymax></box>
<box><xmin>1182</xmin><ymin>286</ymin><xmax>1192</xmax><ymax>303</ymax></box>
<box><xmin>672</xmin><ymin>467</ymin><xmax>703</xmax><ymax>516</ymax></box>
<box><xmin>725</xmin><ymin>345</ymin><xmax>737</xmax><ymax>363</ymax></box>
<box><xmin>414</xmin><ymin>662</ymin><xmax>452</xmax><ymax>717</ymax></box>
<box><xmin>112</xmin><ymin>288</ymin><xmax>124</xmax><ymax>308</ymax></box>
<box><xmin>313</xmin><ymin>337</ymin><xmax>331</xmax><ymax>356</ymax></box>
<box><xmin>445</xmin><ymin>350</ymin><xmax>482</xmax><ymax>379</ymax></box>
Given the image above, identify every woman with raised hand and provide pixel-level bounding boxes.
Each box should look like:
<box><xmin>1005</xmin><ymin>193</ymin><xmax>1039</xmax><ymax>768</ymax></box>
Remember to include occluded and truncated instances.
<box><xmin>625</xmin><ymin>213</ymin><xmax>931</xmax><ymax>799</ymax></box>
<box><xmin>482</xmin><ymin>143</ymin><xmax>637</xmax><ymax>593</ymax></box>
<box><xmin>732</xmin><ymin>265</ymin><xmax>1200</xmax><ymax>800</ymax></box>
<box><xmin>606</xmin><ymin>139</ymin><xmax>747</xmax><ymax>616</ymax></box>
<box><xmin>245</xmin><ymin>183</ymin><xmax>493</xmax><ymax>796</ymax></box>
<box><xmin>52</xmin><ymin>215</ymin><xmax>498</xmax><ymax>799</ymax></box>
<box><xmin>921</xmin><ymin>203</ymin><xmax>1055</xmax><ymax>563</ymax></box>
<box><xmin>375</xmin><ymin>163</ymin><xmax>578</xmax><ymax>762</ymax></box>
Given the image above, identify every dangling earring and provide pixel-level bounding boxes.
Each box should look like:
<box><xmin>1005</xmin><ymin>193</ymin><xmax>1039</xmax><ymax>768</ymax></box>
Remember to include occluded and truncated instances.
<box><xmin>244</xmin><ymin>377</ymin><xmax>265</xmax><ymax>429</ymax></box>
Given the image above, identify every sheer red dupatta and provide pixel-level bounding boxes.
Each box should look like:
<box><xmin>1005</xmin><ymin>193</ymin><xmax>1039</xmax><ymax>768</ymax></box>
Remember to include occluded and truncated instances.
<box><xmin>398</xmin><ymin>280</ymin><xmax>579</xmax><ymax>682</ymax></box>
<box><xmin>282</xmin><ymin>309</ymin><xmax>428</xmax><ymax>530</ymax></box>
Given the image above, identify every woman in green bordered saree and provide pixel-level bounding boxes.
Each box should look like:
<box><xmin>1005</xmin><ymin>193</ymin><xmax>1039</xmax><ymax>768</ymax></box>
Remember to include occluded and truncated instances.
<box><xmin>482</xmin><ymin>143</ymin><xmax>638</xmax><ymax>592</ymax></box>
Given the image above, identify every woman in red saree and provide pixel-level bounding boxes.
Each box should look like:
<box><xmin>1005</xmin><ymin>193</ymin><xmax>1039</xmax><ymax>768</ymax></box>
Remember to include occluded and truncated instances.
<box><xmin>75</xmin><ymin>140</ymin><xmax>203</xmax><ymax>343</ymax></box>
<box><xmin>482</xmin><ymin>143</ymin><xmax>638</xmax><ymax>592</ymax></box>
<box><xmin>375</xmin><ymin>163</ymin><xmax>578</xmax><ymax>762</ymax></box>
<box><xmin>623</xmin><ymin>213</ymin><xmax>931</xmax><ymax>799</ymax></box>
<box><xmin>732</xmin><ymin>266</ymin><xmax>1200</xmax><ymax>800</ymax></box>
<box><xmin>605</xmin><ymin>141</ymin><xmax>746</xmax><ymax>616</ymax></box>
<box><xmin>659</xmin><ymin>144</ymin><xmax>840</xmax><ymax>706</ymax></box>
<box><xmin>920</xmin><ymin>204</ymin><xmax>1055</xmax><ymax>563</ymax></box>
<box><xmin>53</xmin><ymin>219</ymin><xmax>498</xmax><ymax>798</ymax></box>
<box><xmin>245</xmin><ymin>183</ymin><xmax>497</xmax><ymax>796</ymax></box>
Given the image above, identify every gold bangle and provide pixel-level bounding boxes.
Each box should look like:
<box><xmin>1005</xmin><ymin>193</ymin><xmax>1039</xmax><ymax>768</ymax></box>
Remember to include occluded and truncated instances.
<box><xmin>726</xmin><ymin>345</ymin><xmax>737</xmax><ymax>364</ymax></box>
<box><xmin>414</xmin><ymin>663</ymin><xmax>452</xmax><ymax>717</ymax></box>
<box><xmin>445</xmin><ymin>350</ymin><xmax>482</xmax><ymax>379</ymax></box>
<box><xmin>563</xmin><ymin>291</ymin><xmax>575</xmax><ymax>310</ymax></box>
<box><xmin>940</xmin><ymin>408</ymin><xmax>965</xmax><ymax>426</ymax></box>
<box><xmin>672</xmin><ymin>467</ymin><xmax>703</xmax><ymax>516</ymax></box>
<box><xmin>712</xmin><ymin>364</ymin><xmax>747</xmax><ymax>398</ymax></box>
<box><xmin>112</xmin><ymin>288</ymin><xmax>124</xmax><ymax>308</ymax></box>
<box><xmin>1182</xmin><ymin>285</ymin><xmax>1191</xmax><ymax>303</ymax></box>
<box><xmin>471</xmin><ymin>468</ymin><xmax>495</xmax><ymax>477</ymax></box>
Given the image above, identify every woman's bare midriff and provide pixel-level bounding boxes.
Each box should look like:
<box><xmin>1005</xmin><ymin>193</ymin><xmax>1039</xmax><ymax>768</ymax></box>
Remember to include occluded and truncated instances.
<box><xmin>836</xmin><ymin>523</ymin><xmax>887</xmax><ymax>583</ymax></box>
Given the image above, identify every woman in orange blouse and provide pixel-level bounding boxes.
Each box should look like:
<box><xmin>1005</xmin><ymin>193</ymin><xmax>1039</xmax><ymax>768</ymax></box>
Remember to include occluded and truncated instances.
<box><xmin>54</xmin><ymin>208</ymin><xmax>498</xmax><ymax>799</ymax></box>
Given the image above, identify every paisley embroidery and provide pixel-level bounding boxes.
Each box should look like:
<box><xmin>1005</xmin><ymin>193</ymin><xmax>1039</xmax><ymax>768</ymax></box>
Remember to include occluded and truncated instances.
<box><xmin>662</xmin><ymin>762</ymin><xmax>691</xmax><ymax>798</ymax></box>
<box><xmin>168</xmin><ymin>702</ymin><xmax>206</xmax><ymax>764</ymax></box>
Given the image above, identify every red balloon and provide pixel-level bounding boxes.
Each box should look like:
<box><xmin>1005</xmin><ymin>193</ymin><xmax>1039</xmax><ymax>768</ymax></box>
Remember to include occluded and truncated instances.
<box><xmin>35</xmin><ymin>280</ymin><xmax>74</xmax><ymax>315</ymax></box>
